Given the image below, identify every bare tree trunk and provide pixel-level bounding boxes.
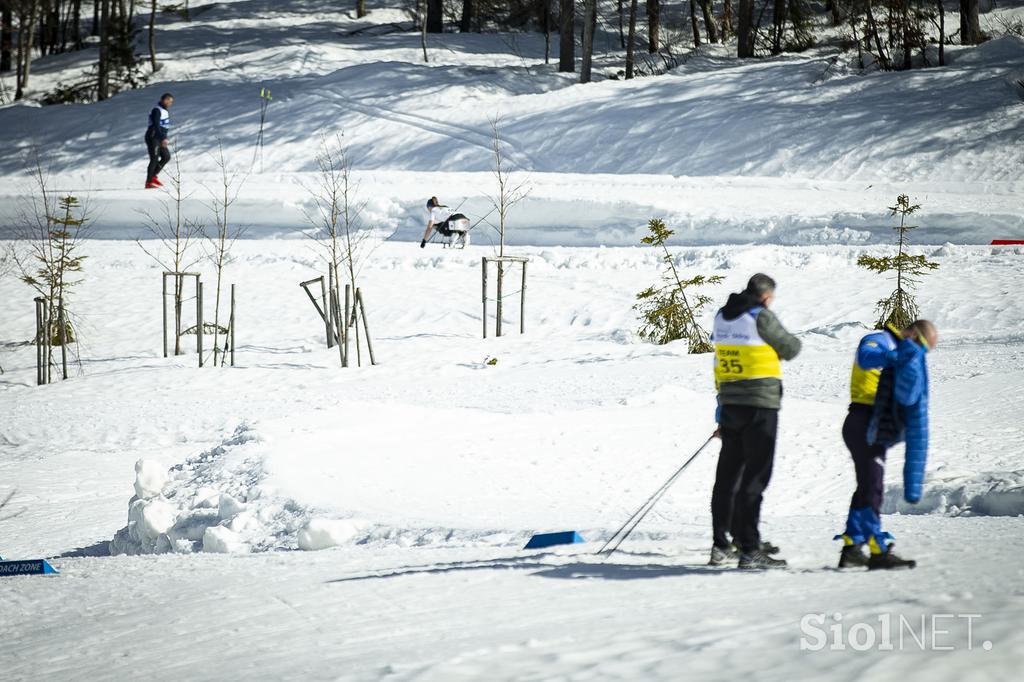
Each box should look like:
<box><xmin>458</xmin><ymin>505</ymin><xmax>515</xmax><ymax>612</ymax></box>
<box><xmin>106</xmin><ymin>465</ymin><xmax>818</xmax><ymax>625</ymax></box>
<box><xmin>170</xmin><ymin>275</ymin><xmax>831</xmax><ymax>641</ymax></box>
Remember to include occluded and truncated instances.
<box><xmin>580</xmin><ymin>0</ymin><xmax>595</xmax><ymax>82</ymax></box>
<box><xmin>827</xmin><ymin>0</ymin><xmax>840</xmax><ymax>25</ymax></box>
<box><xmin>901</xmin><ymin>0</ymin><xmax>911</xmax><ymax>69</ymax></box>
<box><xmin>148</xmin><ymin>0</ymin><xmax>156</xmax><ymax>71</ymax></box>
<box><xmin>1</xmin><ymin>3</ymin><xmax>12</xmax><ymax>73</ymax></box>
<box><xmin>98</xmin><ymin>0</ymin><xmax>109</xmax><ymax>99</ymax></box>
<box><xmin>460</xmin><ymin>0</ymin><xmax>471</xmax><ymax>31</ymax></box>
<box><xmin>722</xmin><ymin>0</ymin><xmax>733</xmax><ymax>38</ymax></box>
<box><xmin>356</xmin><ymin>0</ymin><xmax>366</xmax><ymax>18</ymax></box>
<box><xmin>15</xmin><ymin>2</ymin><xmax>40</xmax><ymax>100</ymax></box>
<box><xmin>737</xmin><ymin>0</ymin><xmax>753</xmax><ymax>57</ymax></box>
<box><xmin>419</xmin><ymin>0</ymin><xmax>428</xmax><ymax>62</ymax></box>
<box><xmin>39</xmin><ymin>0</ymin><xmax>47</xmax><ymax>56</ymax></box>
<box><xmin>850</xmin><ymin>5</ymin><xmax>863</xmax><ymax>67</ymax></box>
<box><xmin>426</xmin><ymin>0</ymin><xmax>442</xmax><ymax>32</ymax></box>
<box><xmin>60</xmin><ymin>0</ymin><xmax>72</xmax><ymax>52</ymax></box>
<box><xmin>647</xmin><ymin>0</ymin><xmax>659</xmax><ymax>52</ymax></box>
<box><xmin>936</xmin><ymin>0</ymin><xmax>944</xmax><ymax>66</ymax></box>
<box><xmin>617</xmin><ymin>0</ymin><xmax>624</xmax><ymax>48</ymax></box>
<box><xmin>71</xmin><ymin>0</ymin><xmax>81</xmax><ymax>48</ymax></box>
<box><xmin>864</xmin><ymin>0</ymin><xmax>888</xmax><ymax>68</ymax></box>
<box><xmin>771</xmin><ymin>0</ymin><xmax>785</xmax><ymax>53</ymax></box>
<box><xmin>543</xmin><ymin>0</ymin><xmax>550</xmax><ymax>63</ymax></box>
<box><xmin>625</xmin><ymin>0</ymin><xmax>637</xmax><ymax>77</ymax></box>
<box><xmin>558</xmin><ymin>0</ymin><xmax>574</xmax><ymax>72</ymax></box>
<box><xmin>959</xmin><ymin>0</ymin><xmax>980</xmax><ymax>45</ymax></box>
<box><xmin>689</xmin><ymin>0</ymin><xmax>701</xmax><ymax>47</ymax></box>
<box><xmin>700</xmin><ymin>0</ymin><xmax>718</xmax><ymax>43</ymax></box>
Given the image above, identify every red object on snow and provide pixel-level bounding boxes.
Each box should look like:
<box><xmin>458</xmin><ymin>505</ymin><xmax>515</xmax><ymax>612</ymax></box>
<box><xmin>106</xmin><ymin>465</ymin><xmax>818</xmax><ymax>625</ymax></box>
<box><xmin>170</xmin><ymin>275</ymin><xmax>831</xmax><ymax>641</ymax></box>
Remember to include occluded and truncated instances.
<box><xmin>991</xmin><ymin>240</ymin><xmax>1024</xmax><ymax>245</ymax></box>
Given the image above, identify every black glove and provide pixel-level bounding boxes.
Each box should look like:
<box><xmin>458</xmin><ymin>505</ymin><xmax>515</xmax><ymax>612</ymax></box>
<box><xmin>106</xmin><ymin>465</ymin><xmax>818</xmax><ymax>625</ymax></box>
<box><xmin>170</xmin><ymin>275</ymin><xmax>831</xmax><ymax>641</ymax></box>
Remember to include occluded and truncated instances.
<box><xmin>420</xmin><ymin>239</ymin><xmax>426</xmax><ymax>249</ymax></box>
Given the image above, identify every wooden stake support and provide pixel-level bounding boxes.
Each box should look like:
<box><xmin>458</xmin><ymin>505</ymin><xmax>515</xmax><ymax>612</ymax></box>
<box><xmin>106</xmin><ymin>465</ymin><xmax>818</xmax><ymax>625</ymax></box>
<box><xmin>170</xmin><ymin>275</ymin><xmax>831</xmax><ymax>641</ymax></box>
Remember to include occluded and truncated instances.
<box><xmin>481</xmin><ymin>256</ymin><xmax>529</xmax><ymax>339</ymax></box>
<box><xmin>162</xmin><ymin>272</ymin><xmax>202</xmax><ymax>363</ymax></box>
<box><xmin>34</xmin><ymin>297</ymin><xmax>48</xmax><ymax>386</ymax></box>
<box><xmin>299</xmin><ymin>275</ymin><xmax>377</xmax><ymax>367</ymax></box>
<box><xmin>197</xmin><ymin>281</ymin><xmax>205</xmax><ymax>368</ymax></box>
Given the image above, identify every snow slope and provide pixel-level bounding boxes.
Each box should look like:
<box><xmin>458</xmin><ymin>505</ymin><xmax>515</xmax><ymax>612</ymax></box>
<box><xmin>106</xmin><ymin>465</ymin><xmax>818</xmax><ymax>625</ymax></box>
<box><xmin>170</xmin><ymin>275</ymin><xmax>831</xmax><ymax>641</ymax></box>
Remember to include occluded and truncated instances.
<box><xmin>1</xmin><ymin>1</ymin><xmax>1023</xmax><ymax>243</ymax></box>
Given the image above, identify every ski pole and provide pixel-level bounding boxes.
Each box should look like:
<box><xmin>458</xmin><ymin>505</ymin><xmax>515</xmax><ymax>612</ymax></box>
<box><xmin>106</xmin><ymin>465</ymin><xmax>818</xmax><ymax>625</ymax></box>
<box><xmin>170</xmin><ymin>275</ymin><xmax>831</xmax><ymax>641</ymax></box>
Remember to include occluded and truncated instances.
<box><xmin>597</xmin><ymin>433</ymin><xmax>716</xmax><ymax>558</ymax></box>
<box><xmin>467</xmin><ymin>207</ymin><xmax>496</xmax><ymax>233</ymax></box>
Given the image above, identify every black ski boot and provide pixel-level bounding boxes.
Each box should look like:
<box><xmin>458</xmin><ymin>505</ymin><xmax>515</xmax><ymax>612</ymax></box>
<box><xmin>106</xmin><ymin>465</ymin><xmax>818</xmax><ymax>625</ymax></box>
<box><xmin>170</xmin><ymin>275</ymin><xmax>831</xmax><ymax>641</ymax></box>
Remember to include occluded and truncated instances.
<box><xmin>838</xmin><ymin>544</ymin><xmax>870</xmax><ymax>569</ymax></box>
<box><xmin>708</xmin><ymin>544</ymin><xmax>738</xmax><ymax>566</ymax></box>
<box><xmin>738</xmin><ymin>549</ymin><xmax>787</xmax><ymax>570</ymax></box>
<box><xmin>727</xmin><ymin>538</ymin><xmax>780</xmax><ymax>554</ymax></box>
<box><xmin>868</xmin><ymin>547</ymin><xmax>916</xmax><ymax>570</ymax></box>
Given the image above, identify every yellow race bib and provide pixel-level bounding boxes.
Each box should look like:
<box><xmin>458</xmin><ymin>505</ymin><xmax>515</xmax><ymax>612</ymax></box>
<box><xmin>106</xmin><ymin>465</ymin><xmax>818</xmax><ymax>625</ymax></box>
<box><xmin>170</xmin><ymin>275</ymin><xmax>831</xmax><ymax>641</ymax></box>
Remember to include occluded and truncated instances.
<box><xmin>715</xmin><ymin>344</ymin><xmax>782</xmax><ymax>383</ymax></box>
<box><xmin>712</xmin><ymin>309</ymin><xmax>782</xmax><ymax>385</ymax></box>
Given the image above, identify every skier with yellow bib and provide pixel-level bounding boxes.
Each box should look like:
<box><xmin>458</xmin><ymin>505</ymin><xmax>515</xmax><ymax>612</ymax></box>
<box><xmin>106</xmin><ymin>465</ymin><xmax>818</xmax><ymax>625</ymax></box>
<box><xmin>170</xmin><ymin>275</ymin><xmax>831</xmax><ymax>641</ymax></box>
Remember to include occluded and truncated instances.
<box><xmin>709</xmin><ymin>274</ymin><xmax>801</xmax><ymax>569</ymax></box>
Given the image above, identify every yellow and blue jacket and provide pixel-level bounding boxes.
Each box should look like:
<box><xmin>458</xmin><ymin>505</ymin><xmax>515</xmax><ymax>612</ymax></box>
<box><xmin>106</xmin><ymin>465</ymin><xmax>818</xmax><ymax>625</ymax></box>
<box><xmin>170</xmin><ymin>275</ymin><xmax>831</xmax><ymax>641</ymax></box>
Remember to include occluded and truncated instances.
<box><xmin>849</xmin><ymin>326</ymin><xmax>900</xmax><ymax>406</ymax></box>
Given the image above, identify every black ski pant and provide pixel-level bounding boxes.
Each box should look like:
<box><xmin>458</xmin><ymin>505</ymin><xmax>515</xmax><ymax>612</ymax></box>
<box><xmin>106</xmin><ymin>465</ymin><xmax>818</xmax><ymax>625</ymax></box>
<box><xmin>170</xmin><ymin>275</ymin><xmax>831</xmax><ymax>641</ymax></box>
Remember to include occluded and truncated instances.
<box><xmin>146</xmin><ymin>132</ymin><xmax>171</xmax><ymax>182</ymax></box>
<box><xmin>843</xmin><ymin>403</ymin><xmax>887</xmax><ymax>515</ymax></box>
<box><xmin>711</xmin><ymin>404</ymin><xmax>778</xmax><ymax>554</ymax></box>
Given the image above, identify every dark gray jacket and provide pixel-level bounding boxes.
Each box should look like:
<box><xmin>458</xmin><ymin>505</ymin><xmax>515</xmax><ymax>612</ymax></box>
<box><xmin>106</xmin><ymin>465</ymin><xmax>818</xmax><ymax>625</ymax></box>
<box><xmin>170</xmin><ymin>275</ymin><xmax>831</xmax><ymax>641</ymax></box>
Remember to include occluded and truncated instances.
<box><xmin>716</xmin><ymin>291</ymin><xmax>801</xmax><ymax>411</ymax></box>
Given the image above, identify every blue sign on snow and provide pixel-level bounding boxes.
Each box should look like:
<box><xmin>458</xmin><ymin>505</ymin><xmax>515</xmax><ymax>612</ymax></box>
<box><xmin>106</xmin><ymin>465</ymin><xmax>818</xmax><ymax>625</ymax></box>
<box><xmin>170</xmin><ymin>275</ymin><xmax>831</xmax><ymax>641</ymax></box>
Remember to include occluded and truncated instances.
<box><xmin>524</xmin><ymin>531</ymin><xmax>585</xmax><ymax>550</ymax></box>
<box><xmin>0</xmin><ymin>560</ymin><xmax>59</xmax><ymax>577</ymax></box>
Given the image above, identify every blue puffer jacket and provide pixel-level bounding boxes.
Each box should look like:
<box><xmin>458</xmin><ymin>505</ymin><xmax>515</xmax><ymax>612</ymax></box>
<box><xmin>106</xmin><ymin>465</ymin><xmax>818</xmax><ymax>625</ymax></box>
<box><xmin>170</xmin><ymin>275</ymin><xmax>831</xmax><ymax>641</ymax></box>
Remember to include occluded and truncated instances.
<box><xmin>895</xmin><ymin>339</ymin><xmax>929</xmax><ymax>503</ymax></box>
<box><xmin>869</xmin><ymin>338</ymin><xmax>930</xmax><ymax>503</ymax></box>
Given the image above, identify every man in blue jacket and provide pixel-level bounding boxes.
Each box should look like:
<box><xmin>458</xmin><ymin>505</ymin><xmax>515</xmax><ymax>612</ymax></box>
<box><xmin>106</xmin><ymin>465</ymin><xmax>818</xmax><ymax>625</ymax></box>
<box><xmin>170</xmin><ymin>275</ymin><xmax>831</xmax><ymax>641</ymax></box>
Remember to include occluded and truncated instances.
<box><xmin>836</xmin><ymin>319</ymin><xmax>937</xmax><ymax>570</ymax></box>
<box><xmin>145</xmin><ymin>93</ymin><xmax>174</xmax><ymax>189</ymax></box>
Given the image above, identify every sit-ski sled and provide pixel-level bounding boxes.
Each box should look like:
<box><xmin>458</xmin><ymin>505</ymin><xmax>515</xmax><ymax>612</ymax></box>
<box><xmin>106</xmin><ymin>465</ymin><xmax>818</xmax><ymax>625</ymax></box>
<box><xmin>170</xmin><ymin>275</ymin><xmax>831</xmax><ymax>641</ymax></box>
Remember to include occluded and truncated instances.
<box><xmin>433</xmin><ymin>213</ymin><xmax>471</xmax><ymax>249</ymax></box>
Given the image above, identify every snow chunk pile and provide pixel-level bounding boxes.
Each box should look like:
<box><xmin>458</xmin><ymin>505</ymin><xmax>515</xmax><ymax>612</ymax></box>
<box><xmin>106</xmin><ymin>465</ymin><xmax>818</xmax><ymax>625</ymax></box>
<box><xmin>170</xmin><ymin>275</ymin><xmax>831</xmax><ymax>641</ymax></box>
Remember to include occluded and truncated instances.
<box><xmin>109</xmin><ymin>425</ymin><xmax>370</xmax><ymax>555</ymax></box>
<box><xmin>885</xmin><ymin>469</ymin><xmax>1024</xmax><ymax>517</ymax></box>
<box><xmin>297</xmin><ymin>518</ymin><xmax>369</xmax><ymax>551</ymax></box>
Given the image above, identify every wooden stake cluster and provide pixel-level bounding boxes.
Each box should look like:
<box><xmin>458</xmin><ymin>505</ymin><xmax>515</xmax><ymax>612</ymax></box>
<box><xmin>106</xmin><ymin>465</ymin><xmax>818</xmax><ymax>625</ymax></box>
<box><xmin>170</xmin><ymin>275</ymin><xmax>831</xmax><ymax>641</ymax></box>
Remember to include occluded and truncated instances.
<box><xmin>197</xmin><ymin>281</ymin><xmax>205</xmax><ymax>367</ymax></box>
<box><xmin>300</xmin><ymin>275</ymin><xmax>376</xmax><ymax>367</ymax></box>
<box><xmin>482</xmin><ymin>256</ymin><xmax>529</xmax><ymax>339</ymax></box>
<box><xmin>34</xmin><ymin>297</ymin><xmax>50</xmax><ymax>386</ymax></box>
<box><xmin>162</xmin><ymin>272</ymin><xmax>201</xmax><ymax>364</ymax></box>
<box><xmin>212</xmin><ymin>282</ymin><xmax>238</xmax><ymax>368</ymax></box>
<box><xmin>161</xmin><ymin>272</ymin><xmax>236</xmax><ymax>367</ymax></box>
<box><xmin>33</xmin><ymin>296</ymin><xmax>70</xmax><ymax>385</ymax></box>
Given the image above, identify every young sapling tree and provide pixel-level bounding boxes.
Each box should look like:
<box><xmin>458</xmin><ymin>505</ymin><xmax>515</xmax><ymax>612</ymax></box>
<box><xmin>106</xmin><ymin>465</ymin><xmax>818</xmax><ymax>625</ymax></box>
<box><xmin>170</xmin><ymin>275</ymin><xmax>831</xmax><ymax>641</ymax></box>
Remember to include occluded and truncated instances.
<box><xmin>634</xmin><ymin>218</ymin><xmax>722</xmax><ymax>352</ymax></box>
<box><xmin>486</xmin><ymin>116</ymin><xmax>531</xmax><ymax>331</ymax></box>
<box><xmin>202</xmin><ymin>141</ymin><xmax>246</xmax><ymax>366</ymax></box>
<box><xmin>302</xmin><ymin>133</ymin><xmax>378</xmax><ymax>366</ymax></box>
<box><xmin>857</xmin><ymin>194</ymin><xmax>939</xmax><ymax>329</ymax></box>
<box><xmin>136</xmin><ymin>142</ymin><xmax>202</xmax><ymax>356</ymax></box>
<box><xmin>12</xmin><ymin>158</ymin><xmax>90</xmax><ymax>380</ymax></box>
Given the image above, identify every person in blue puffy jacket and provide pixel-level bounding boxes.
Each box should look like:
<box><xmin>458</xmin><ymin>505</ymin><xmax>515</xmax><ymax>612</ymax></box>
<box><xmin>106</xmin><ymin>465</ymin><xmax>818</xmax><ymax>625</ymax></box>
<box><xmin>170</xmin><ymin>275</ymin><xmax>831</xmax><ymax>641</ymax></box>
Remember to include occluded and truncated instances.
<box><xmin>835</xmin><ymin>319</ymin><xmax>937</xmax><ymax>570</ymax></box>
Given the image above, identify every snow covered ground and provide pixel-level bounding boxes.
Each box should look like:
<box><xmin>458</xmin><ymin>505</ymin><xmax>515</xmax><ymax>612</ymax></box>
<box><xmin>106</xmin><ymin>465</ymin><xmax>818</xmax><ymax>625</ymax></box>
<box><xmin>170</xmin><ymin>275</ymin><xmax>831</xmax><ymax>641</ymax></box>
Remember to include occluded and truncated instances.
<box><xmin>2</xmin><ymin>240</ymin><xmax>1023</xmax><ymax>679</ymax></box>
<box><xmin>1</xmin><ymin>1</ymin><xmax>1023</xmax><ymax>680</ymax></box>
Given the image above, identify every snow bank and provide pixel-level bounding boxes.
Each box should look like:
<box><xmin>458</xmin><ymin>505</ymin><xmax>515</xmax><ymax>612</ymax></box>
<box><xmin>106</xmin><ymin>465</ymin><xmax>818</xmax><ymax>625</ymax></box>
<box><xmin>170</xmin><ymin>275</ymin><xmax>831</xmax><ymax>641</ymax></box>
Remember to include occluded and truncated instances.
<box><xmin>1</xmin><ymin>5</ymin><xmax>1022</xmax><ymax>244</ymax></box>
<box><xmin>133</xmin><ymin>459</ymin><xmax>169</xmax><ymax>499</ymax></box>
<box><xmin>885</xmin><ymin>469</ymin><xmax>1024</xmax><ymax>517</ymax></box>
<box><xmin>109</xmin><ymin>425</ymin><xmax>370</xmax><ymax>555</ymax></box>
<box><xmin>297</xmin><ymin>518</ymin><xmax>369</xmax><ymax>551</ymax></box>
